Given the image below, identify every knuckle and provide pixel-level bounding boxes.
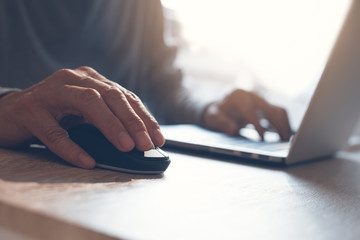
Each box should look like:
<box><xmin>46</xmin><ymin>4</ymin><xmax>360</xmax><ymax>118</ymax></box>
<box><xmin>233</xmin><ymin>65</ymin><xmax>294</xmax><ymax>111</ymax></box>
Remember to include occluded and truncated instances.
<box><xmin>102</xmin><ymin>87</ymin><xmax>124</xmax><ymax>100</ymax></box>
<box><xmin>230</xmin><ymin>89</ymin><xmax>247</xmax><ymax>100</ymax></box>
<box><xmin>75</xmin><ymin>66</ymin><xmax>106</xmax><ymax>82</ymax></box>
<box><xmin>78</xmin><ymin>88</ymin><xmax>101</xmax><ymax>105</ymax></box>
<box><xmin>149</xmin><ymin>120</ymin><xmax>160</xmax><ymax>132</ymax></box>
<box><xmin>124</xmin><ymin>90</ymin><xmax>140</xmax><ymax>102</ymax></box>
<box><xmin>141</xmin><ymin>110</ymin><xmax>158</xmax><ymax>126</ymax></box>
<box><xmin>76</xmin><ymin>66</ymin><xmax>95</xmax><ymax>73</ymax></box>
<box><xmin>78</xmin><ymin>76</ymin><xmax>93</xmax><ymax>83</ymax></box>
<box><xmin>124</xmin><ymin>114</ymin><xmax>145</xmax><ymax>130</ymax></box>
<box><xmin>44</xmin><ymin>127</ymin><xmax>69</xmax><ymax>146</ymax></box>
<box><xmin>148</xmin><ymin>115</ymin><xmax>158</xmax><ymax>126</ymax></box>
<box><xmin>76</xmin><ymin>66</ymin><xmax>100</xmax><ymax>79</ymax></box>
<box><xmin>56</xmin><ymin>68</ymin><xmax>75</xmax><ymax>78</ymax></box>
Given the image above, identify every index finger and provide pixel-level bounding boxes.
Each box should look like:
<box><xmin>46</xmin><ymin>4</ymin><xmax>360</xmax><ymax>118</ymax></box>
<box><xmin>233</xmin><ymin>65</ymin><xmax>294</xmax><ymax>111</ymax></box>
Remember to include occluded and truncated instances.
<box><xmin>25</xmin><ymin>107</ymin><xmax>96</xmax><ymax>169</ymax></box>
<box><xmin>230</xmin><ymin>92</ymin><xmax>265</xmax><ymax>139</ymax></box>
<box><xmin>252</xmin><ymin>94</ymin><xmax>292</xmax><ymax>140</ymax></box>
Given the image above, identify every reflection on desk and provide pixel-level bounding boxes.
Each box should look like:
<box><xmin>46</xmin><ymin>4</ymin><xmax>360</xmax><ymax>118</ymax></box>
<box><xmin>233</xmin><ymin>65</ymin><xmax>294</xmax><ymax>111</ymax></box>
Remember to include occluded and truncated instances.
<box><xmin>0</xmin><ymin>147</ymin><xmax>360</xmax><ymax>240</ymax></box>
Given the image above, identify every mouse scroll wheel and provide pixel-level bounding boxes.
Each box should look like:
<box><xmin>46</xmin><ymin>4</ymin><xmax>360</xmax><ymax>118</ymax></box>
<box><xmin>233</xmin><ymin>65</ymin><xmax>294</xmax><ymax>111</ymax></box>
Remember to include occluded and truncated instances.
<box><xmin>144</xmin><ymin>148</ymin><xmax>167</xmax><ymax>158</ymax></box>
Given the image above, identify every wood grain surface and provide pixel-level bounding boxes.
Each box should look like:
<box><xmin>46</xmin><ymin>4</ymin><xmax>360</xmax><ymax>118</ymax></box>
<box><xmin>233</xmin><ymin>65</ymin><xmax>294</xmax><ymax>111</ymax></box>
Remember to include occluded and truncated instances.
<box><xmin>1</xmin><ymin>146</ymin><xmax>360</xmax><ymax>240</ymax></box>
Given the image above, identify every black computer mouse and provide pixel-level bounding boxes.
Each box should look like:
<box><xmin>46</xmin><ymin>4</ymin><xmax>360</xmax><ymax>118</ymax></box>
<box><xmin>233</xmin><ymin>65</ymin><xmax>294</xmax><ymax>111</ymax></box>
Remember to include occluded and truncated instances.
<box><xmin>67</xmin><ymin>124</ymin><xmax>170</xmax><ymax>174</ymax></box>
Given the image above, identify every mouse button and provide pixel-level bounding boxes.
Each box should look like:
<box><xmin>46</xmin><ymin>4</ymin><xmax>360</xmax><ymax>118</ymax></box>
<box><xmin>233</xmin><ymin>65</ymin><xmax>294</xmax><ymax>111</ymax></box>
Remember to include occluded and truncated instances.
<box><xmin>144</xmin><ymin>149</ymin><xmax>163</xmax><ymax>158</ymax></box>
<box><xmin>144</xmin><ymin>147</ymin><xmax>169</xmax><ymax>158</ymax></box>
<box><xmin>155</xmin><ymin>147</ymin><xmax>169</xmax><ymax>158</ymax></box>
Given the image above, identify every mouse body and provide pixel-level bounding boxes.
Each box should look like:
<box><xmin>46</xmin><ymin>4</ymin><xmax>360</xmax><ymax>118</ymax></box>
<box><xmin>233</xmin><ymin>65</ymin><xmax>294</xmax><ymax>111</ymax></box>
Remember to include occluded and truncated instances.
<box><xmin>67</xmin><ymin>124</ymin><xmax>170</xmax><ymax>174</ymax></box>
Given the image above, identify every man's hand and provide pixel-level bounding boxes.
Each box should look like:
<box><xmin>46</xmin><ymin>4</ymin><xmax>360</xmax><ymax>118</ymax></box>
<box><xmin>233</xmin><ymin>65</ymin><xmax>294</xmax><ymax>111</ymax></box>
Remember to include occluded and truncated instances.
<box><xmin>0</xmin><ymin>67</ymin><xmax>165</xmax><ymax>169</ymax></box>
<box><xmin>202</xmin><ymin>89</ymin><xmax>292</xmax><ymax>141</ymax></box>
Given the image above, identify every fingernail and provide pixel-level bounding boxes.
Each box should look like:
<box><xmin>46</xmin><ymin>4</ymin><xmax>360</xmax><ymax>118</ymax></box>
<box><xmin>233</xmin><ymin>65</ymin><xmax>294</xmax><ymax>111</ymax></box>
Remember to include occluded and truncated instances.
<box><xmin>136</xmin><ymin>131</ymin><xmax>152</xmax><ymax>149</ymax></box>
<box><xmin>78</xmin><ymin>153</ymin><xmax>95</xmax><ymax>169</ymax></box>
<box><xmin>153</xmin><ymin>129</ymin><xmax>165</xmax><ymax>146</ymax></box>
<box><xmin>119</xmin><ymin>132</ymin><xmax>135</xmax><ymax>150</ymax></box>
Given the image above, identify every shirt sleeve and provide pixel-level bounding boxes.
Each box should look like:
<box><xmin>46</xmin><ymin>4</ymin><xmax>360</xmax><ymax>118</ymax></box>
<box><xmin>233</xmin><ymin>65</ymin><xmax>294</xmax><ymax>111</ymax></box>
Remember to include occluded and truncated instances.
<box><xmin>0</xmin><ymin>87</ymin><xmax>20</xmax><ymax>98</ymax></box>
<box><xmin>138</xmin><ymin>1</ymin><xmax>212</xmax><ymax>126</ymax></box>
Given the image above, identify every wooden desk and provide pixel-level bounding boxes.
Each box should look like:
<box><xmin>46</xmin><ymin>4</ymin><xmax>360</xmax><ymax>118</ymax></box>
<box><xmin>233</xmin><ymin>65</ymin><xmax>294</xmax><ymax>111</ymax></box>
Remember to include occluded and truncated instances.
<box><xmin>1</xmin><ymin>146</ymin><xmax>360</xmax><ymax>240</ymax></box>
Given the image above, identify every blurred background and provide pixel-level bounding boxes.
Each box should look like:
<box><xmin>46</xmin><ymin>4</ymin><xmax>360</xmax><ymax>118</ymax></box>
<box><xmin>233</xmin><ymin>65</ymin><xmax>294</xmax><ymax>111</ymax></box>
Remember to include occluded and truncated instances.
<box><xmin>161</xmin><ymin>0</ymin><xmax>352</xmax><ymax>130</ymax></box>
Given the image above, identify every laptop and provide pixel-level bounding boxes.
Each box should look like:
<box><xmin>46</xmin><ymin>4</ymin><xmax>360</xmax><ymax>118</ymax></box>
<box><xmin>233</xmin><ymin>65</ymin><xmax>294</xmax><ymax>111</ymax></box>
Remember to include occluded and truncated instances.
<box><xmin>160</xmin><ymin>0</ymin><xmax>360</xmax><ymax>166</ymax></box>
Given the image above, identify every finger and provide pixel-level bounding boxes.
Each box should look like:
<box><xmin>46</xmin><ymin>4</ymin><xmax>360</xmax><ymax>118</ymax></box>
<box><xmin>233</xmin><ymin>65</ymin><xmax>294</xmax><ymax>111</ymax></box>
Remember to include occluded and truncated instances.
<box><xmin>98</xmin><ymin>86</ymin><xmax>154</xmax><ymax>150</ymax></box>
<box><xmin>122</xmin><ymin>90</ymin><xmax>165</xmax><ymax>147</ymax></box>
<box><xmin>252</xmin><ymin>94</ymin><xmax>292</xmax><ymax>140</ymax></box>
<box><xmin>70</xmin><ymin>68</ymin><xmax>160</xmax><ymax>148</ymax></box>
<box><xmin>25</xmin><ymin>107</ymin><xmax>96</xmax><ymax>169</ymax></box>
<box><xmin>59</xmin><ymin>85</ymin><xmax>142</xmax><ymax>151</ymax></box>
<box><xmin>270</xmin><ymin>106</ymin><xmax>292</xmax><ymax>140</ymax></box>
<box><xmin>72</xmin><ymin>81</ymin><xmax>154</xmax><ymax>150</ymax></box>
<box><xmin>229</xmin><ymin>91</ymin><xmax>264</xmax><ymax>139</ymax></box>
<box><xmin>205</xmin><ymin>103</ymin><xmax>240</xmax><ymax>135</ymax></box>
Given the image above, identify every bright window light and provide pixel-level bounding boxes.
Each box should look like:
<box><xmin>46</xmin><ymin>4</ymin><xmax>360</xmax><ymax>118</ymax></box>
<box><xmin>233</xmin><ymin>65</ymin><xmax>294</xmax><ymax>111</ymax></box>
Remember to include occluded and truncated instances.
<box><xmin>161</xmin><ymin>0</ymin><xmax>351</xmax><ymax>101</ymax></box>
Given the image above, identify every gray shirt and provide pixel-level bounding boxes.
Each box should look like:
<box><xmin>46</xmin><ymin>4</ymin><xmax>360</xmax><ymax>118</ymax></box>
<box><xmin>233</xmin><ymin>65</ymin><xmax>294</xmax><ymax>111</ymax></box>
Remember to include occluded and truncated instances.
<box><xmin>0</xmin><ymin>0</ymin><xmax>209</xmax><ymax>125</ymax></box>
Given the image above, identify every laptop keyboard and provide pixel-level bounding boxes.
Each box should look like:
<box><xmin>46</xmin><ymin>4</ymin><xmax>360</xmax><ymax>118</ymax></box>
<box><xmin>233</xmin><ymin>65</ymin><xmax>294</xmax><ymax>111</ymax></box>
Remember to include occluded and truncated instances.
<box><xmin>161</xmin><ymin>125</ymin><xmax>291</xmax><ymax>156</ymax></box>
<box><xmin>204</xmin><ymin>130</ymin><xmax>290</xmax><ymax>152</ymax></box>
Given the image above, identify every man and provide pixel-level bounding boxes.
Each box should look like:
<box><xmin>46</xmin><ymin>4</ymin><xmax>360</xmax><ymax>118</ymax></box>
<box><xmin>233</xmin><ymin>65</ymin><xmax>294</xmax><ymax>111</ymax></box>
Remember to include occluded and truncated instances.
<box><xmin>0</xmin><ymin>0</ymin><xmax>292</xmax><ymax>169</ymax></box>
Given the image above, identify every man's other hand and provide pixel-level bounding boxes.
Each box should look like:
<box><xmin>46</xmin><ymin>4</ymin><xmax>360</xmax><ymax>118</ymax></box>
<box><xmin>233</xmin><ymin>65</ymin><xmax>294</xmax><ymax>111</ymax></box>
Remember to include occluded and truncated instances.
<box><xmin>203</xmin><ymin>89</ymin><xmax>292</xmax><ymax>141</ymax></box>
